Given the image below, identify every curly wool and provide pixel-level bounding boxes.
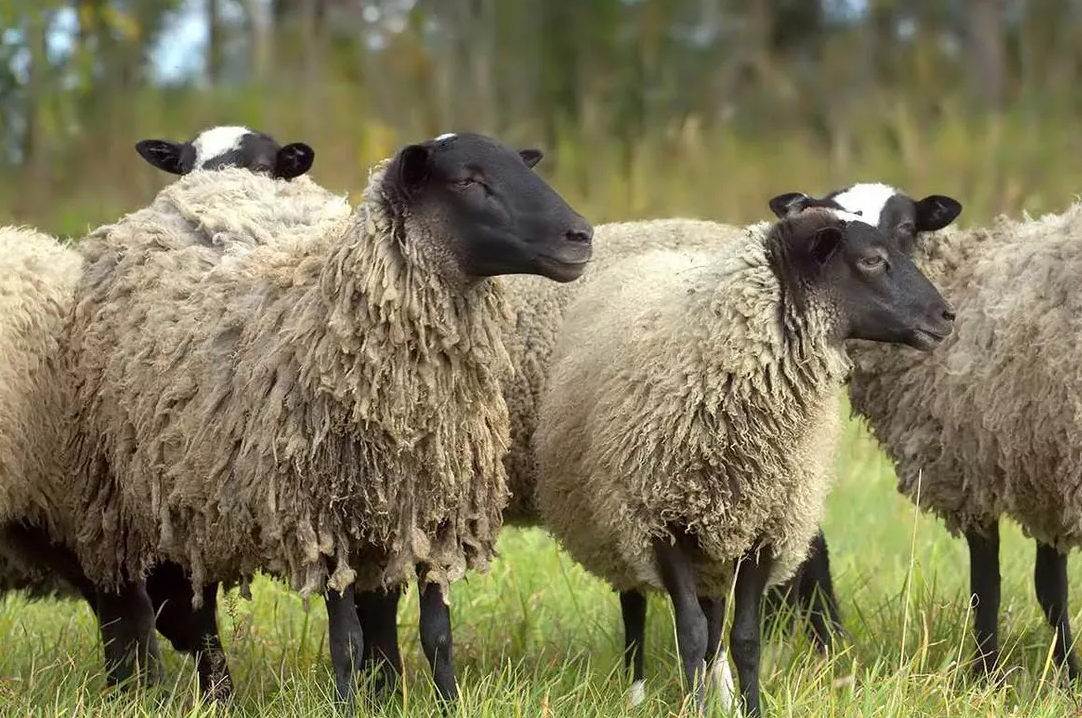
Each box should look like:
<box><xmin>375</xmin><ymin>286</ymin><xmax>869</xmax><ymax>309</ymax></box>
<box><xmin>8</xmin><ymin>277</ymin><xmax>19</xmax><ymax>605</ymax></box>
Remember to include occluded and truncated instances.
<box><xmin>502</xmin><ymin>218</ymin><xmax>751</xmax><ymax>522</ymax></box>
<box><xmin>0</xmin><ymin>227</ymin><xmax>84</xmax><ymax>536</ymax></box>
<box><xmin>535</xmin><ymin>215</ymin><xmax>850</xmax><ymax>594</ymax></box>
<box><xmin>848</xmin><ymin>202</ymin><xmax>1082</xmax><ymax>548</ymax></box>
<box><xmin>66</xmin><ymin>161</ymin><xmax>514</xmax><ymax>603</ymax></box>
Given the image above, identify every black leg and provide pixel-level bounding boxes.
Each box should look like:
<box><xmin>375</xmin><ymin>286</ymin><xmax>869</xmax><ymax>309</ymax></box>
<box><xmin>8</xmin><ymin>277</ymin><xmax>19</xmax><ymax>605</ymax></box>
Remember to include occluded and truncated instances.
<box><xmin>325</xmin><ymin>584</ymin><xmax>364</xmax><ymax>713</ymax></box>
<box><xmin>794</xmin><ymin>529</ymin><xmax>845</xmax><ymax>653</ymax></box>
<box><xmin>620</xmin><ymin>589</ymin><xmax>647</xmax><ymax>705</ymax></box>
<box><xmin>653</xmin><ymin>536</ymin><xmax>707</xmax><ymax>714</ymax></box>
<box><xmin>700</xmin><ymin>594</ymin><xmax>736</xmax><ymax>712</ymax></box>
<box><xmin>419</xmin><ymin>580</ymin><xmax>458</xmax><ymax>703</ymax></box>
<box><xmin>355</xmin><ymin>586</ymin><xmax>403</xmax><ymax>695</ymax></box>
<box><xmin>97</xmin><ymin>580</ymin><xmax>163</xmax><ymax>689</ymax></box>
<box><xmin>965</xmin><ymin>523</ymin><xmax>1001</xmax><ymax>679</ymax></box>
<box><xmin>1034</xmin><ymin>541</ymin><xmax>1081</xmax><ymax>681</ymax></box>
<box><xmin>730</xmin><ymin>547</ymin><xmax>773</xmax><ymax>718</ymax></box>
<box><xmin>145</xmin><ymin>561</ymin><xmax>233</xmax><ymax>700</ymax></box>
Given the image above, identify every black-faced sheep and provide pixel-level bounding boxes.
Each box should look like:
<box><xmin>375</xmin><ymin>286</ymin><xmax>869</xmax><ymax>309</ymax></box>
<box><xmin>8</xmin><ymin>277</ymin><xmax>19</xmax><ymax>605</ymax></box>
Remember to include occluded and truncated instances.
<box><xmin>771</xmin><ymin>182</ymin><xmax>1082</xmax><ymax>685</ymax></box>
<box><xmin>533</xmin><ymin>209</ymin><xmax>953</xmax><ymax>716</ymax></box>
<box><xmin>135</xmin><ymin>125</ymin><xmax>315</xmax><ymax>179</ymax></box>
<box><xmin>63</xmin><ymin>132</ymin><xmax>593</xmax><ymax>709</ymax></box>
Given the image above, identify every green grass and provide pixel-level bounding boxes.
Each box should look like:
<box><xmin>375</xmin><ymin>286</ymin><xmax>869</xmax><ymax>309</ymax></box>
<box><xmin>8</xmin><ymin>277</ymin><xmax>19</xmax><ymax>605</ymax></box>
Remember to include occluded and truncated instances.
<box><xmin>2</xmin><ymin>413</ymin><xmax>1082</xmax><ymax>717</ymax></box>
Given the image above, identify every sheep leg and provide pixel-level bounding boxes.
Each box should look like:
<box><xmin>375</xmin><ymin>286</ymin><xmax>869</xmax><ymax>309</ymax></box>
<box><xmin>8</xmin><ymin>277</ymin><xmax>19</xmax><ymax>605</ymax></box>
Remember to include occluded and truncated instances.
<box><xmin>793</xmin><ymin>529</ymin><xmax>845</xmax><ymax>653</ymax></box>
<box><xmin>144</xmin><ymin>561</ymin><xmax>233</xmax><ymax>700</ymax></box>
<box><xmin>1034</xmin><ymin>541</ymin><xmax>1081</xmax><ymax>681</ymax></box>
<box><xmin>965</xmin><ymin>524</ymin><xmax>1001</xmax><ymax>679</ymax></box>
<box><xmin>1</xmin><ymin>522</ymin><xmax>98</xmax><ymax>604</ymax></box>
<box><xmin>419</xmin><ymin>579</ymin><xmax>458</xmax><ymax>703</ymax></box>
<box><xmin>96</xmin><ymin>580</ymin><xmax>163</xmax><ymax>689</ymax></box>
<box><xmin>653</xmin><ymin>536</ymin><xmax>708</xmax><ymax>714</ymax></box>
<box><xmin>730</xmin><ymin>547</ymin><xmax>773</xmax><ymax>718</ymax></box>
<box><xmin>620</xmin><ymin>589</ymin><xmax>647</xmax><ymax>706</ymax></box>
<box><xmin>354</xmin><ymin>586</ymin><xmax>403</xmax><ymax>695</ymax></box>
<box><xmin>700</xmin><ymin>595</ymin><xmax>737</xmax><ymax>713</ymax></box>
<box><xmin>325</xmin><ymin>584</ymin><xmax>364</xmax><ymax>712</ymax></box>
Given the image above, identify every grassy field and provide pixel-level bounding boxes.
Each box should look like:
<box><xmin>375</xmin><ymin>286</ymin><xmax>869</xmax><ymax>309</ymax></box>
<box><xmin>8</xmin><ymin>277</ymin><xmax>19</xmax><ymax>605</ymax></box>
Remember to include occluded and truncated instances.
<box><xmin>1</xmin><ymin>410</ymin><xmax>1081</xmax><ymax>718</ymax></box>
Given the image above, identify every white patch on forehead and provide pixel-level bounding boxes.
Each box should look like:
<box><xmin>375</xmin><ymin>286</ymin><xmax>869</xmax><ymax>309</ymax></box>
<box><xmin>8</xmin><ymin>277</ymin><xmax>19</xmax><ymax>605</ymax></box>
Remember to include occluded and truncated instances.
<box><xmin>434</xmin><ymin>132</ymin><xmax>456</xmax><ymax>141</ymax></box>
<box><xmin>830</xmin><ymin>182</ymin><xmax>898</xmax><ymax>227</ymax></box>
<box><xmin>192</xmin><ymin>125</ymin><xmax>251</xmax><ymax>166</ymax></box>
<box><xmin>824</xmin><ymin>208</ymin><xmax>868</xmax><ymax>224</ymax></box>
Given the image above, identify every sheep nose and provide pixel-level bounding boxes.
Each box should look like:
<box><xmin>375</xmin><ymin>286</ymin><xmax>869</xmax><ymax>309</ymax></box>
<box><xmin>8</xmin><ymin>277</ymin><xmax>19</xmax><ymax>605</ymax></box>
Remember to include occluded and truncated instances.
<box><xmin>564</xmin><ymin>222</ymin><xmax>593</xmax><ymax>244</ymax></box>
<box><xmin>942</xmin><ymin>306</ymin><xmax>956</xmax><ymax>322</ymax></box>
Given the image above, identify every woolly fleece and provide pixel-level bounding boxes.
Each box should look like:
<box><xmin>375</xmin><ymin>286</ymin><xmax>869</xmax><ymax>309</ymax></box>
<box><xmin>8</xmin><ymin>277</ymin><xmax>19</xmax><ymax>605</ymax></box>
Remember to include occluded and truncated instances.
<box><xmin>0</xmin><ymin>227</ymin><xmax>84</xmax><ymax>535</ymax></box>
<box><xmin>848</xmin><ymin>202</ymin><xmax>1082</xmax><ymax>548</ymax></box>
<box><xmin>502</xmin><ymin>218</ymin><xmax>750</xmax><ymax>521</ymax></box>
<box><xmin>535</xmin><ymin>211</ymin><xmax>851</xmax><ymax>593</ymax></box>
<box><xmin>66</xmin><ymin>161</ymin><xmax>515</xmax><ymax>602</ymax></box>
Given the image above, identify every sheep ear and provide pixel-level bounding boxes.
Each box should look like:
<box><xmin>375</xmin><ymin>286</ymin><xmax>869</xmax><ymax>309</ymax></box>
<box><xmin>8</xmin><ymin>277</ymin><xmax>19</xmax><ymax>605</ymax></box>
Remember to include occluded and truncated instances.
<box><xmin>276</xmin><ymin>142</ymin><xmax>315</xmax><ymax>179</ymax></box>
<box><xmin>519</xmin><ymin>148</ymin><xmax>543</xmax><ymax>168</ymax></box>
<box><xmin>809</xmin><ymin>225</ymin><xmax>843</xmax><ymax>267</ymax></box>
<box><xmin>136</xmin><ymin>139</ymin><xmax>189</xmax><ymax>175</ymax></box>
<box><xmin>914</xmin><ymin>195</ymin><xmax>962</xmax><ymax>232</ymax></box>
<box><xmin>768</xmin><ymin>192</ymin><xmax>812</xmax><ymax>219</ymax></box>
<box><xmin>394</xmin><ymin>144</ymin><xmax>431</xmax><ymax>195</ymax></box>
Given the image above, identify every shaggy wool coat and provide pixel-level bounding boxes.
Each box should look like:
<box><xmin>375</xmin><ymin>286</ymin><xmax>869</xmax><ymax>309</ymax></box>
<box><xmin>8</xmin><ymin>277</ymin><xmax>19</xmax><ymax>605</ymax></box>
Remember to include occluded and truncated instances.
<box><xmin>534</xmin><ymin>218</ymin><xmax>849</xmax><ymax>593</ymax></box>
<box><xmin>66</xmin><ymin>164</ymin><xmax>514</xmax><ymax>601</ymax></box>
<box><xmin>849</xmin><ymin>203</ymin><xmax>1082</xmax><ymax>547</ymax></box>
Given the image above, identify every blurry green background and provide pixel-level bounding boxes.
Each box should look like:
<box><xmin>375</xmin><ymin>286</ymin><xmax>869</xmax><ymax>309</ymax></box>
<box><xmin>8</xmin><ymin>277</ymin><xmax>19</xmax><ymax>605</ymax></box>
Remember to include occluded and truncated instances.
<box><xmin>2</xmin><ymin>1</ymin><xmax>1080</xmax><ymax>235</ymax></box>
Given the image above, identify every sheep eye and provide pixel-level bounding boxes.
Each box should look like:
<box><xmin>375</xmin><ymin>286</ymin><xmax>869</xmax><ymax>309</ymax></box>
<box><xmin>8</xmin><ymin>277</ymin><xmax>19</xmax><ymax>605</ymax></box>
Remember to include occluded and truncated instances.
<box><xmin>852</xmin><ymin>210</ymin><xmax>864</xmax><ymax>216</ymax></box>
<box><xmin>454</xmin><ymin>177</ymin><xmax>477</xmax><ymax>188</ymax></box>
<box><xmin>859</xmin><ymin>256</ymin><xmax>885</xmax><ymax>271</ymax></box>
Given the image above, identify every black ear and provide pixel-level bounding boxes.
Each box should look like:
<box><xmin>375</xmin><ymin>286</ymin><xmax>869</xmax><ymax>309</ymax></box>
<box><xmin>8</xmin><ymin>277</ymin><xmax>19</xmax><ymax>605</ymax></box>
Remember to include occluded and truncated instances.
<box><xmin>135</xmin><ymin>139</ymin><xmax>188</xmax><ymax>175</ymax></box>
<box><xmin>392</xmin><ymin>144</ymin><xmax>432</xmax><ymax>196</ymax></box>
<box><xmin>809</xmin><ymin>225</ymin><xmax>844</xmax><ymax>266</ymax></box>
<box><xmin>275</xmin><ymin>142</ymin><xmax>315</xmax><ymax>179</ymax></box>
<box><xmin>768</xmin><ymin>192</ymin><xmax>812</xmax><ymax>219</ymax></box>
<box><xmin>914</xmin><ymin>195</ymin><xmax>962</xmax><ymax>232</ymax></box>
<box><xmin>519</xmin><ymin>148</ymin><xmax>543</xmax><ymax>168</ymax></box>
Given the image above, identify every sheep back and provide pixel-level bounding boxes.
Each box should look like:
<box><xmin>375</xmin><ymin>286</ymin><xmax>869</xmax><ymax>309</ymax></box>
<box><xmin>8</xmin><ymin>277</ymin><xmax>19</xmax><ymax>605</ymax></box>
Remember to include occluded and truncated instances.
<box><xmin>849</xmin><ymin>203</ymin><xmax>1082</xmax><ymax>548</ymax></box>
<box><xmin>536</xmin><ymin>229</ymin><xmax>848</xmax><ymax>595</ymax></box>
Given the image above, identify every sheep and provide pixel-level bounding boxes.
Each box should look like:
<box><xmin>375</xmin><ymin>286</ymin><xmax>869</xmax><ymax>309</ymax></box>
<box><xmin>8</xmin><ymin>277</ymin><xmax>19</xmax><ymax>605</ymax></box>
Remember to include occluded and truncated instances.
<box><xmin>62</xmin><ymin>132</ymin><xmax>593</xmax><ymax>709</ymax></box>
<box><xmin>135</xmin><ymin>125</ymin><xmax>315</xmax><ymax>179</ymax></box>
<box><xmin>770</xmin><ymin>182</ymin><xmax>1082</xmax><ymax>685</ymax></box>
<box><xmin>0</xmin><ymin>225</ymin><xmax>170</xmax><ymax>689</ymax></box>
<box><xmin>531</xmin><ymin>208</ymin><xmax>954</xmax><ymax>716</ymax></box>
<box><xmin>0</xmin><ymin>126</ymin><xmax>325</xmax><ymax>700</ymax></box>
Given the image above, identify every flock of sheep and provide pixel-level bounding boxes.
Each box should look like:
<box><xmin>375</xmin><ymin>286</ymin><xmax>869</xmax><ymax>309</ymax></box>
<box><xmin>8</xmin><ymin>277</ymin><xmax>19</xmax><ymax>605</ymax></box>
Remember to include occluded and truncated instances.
<box><xmin>1</xmin><ymin>122</ymin><xmax>1080</xmax><ymax>717</ymax></box>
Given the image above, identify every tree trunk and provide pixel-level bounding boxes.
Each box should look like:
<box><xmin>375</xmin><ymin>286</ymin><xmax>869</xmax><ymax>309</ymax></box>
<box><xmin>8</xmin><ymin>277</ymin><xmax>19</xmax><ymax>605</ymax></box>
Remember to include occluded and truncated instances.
<box><xmin>964</xmin><ymin>0</ymin><xmax>1006</xmax><ymax>108</ymax></box>
<box><xmin>207</xmin><ymin>0</ymin><xmax>224</xmax><ymax>84</ymax></box>
<box><xmin>24</xmin><ymin>5</ymin><xmax>50</xmax><ymax>180</ymax></box>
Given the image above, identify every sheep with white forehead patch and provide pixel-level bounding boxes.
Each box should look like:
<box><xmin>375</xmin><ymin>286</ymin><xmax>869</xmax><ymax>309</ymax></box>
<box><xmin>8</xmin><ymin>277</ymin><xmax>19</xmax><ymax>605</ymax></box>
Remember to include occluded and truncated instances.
<box><xmin>0</xmin><ymin>125</ymin><xmax>328</xmax><ymax>699</ymax></box>
<box><xmin>771</xmin><ymin>182</ymin><xmax>1082</xmax><ymax>685</ymax></box>
<box><xmin>534</xmin><ymin>209</ymin><xmax>953</xmax><ymax>716</ymax></box>
<box><xmin>64</xmin><ymin>132</ymin><xmax>593</xmax><ymax>709</ymax></box>
<box><xmin>136</xmin><ymin>125</ymin><xmax>315</xmax><ymax>179</ymax></box>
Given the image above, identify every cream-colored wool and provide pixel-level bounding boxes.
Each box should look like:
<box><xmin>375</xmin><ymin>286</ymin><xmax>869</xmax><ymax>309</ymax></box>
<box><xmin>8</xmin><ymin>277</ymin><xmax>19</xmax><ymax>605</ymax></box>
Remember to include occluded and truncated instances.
<box><xmin>502</xmin><ymin>218</ymin><xmax>751</xmax><ymax>522</ymax></box>
<box><xmin>0</xmin><ymin>227</ymin><xmax>84</xmax><ymax>537</ymax></box>
<box><xmin>849</xmin><ymin>203</ymin><xmax>1082</xmax><ymax>548</ymax></box>
<box><xmin>535</xmin><ymin>212</ymin><xmax>850</xmax><ymax>594</ymax></box>
<box><xmin>66</xmin><ymin>161</ymin><xmax>514</xmax><ymax>603</ymax></box>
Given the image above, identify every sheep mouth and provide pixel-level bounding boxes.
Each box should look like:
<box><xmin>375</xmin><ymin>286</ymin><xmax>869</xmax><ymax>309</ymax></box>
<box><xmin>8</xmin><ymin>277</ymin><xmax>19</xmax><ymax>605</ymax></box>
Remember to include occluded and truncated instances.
<box><xmin>532</xmin><ymin>252</ymin><xmax>591</xmax><ymax>282</ymax></box>
<box><xmin>908</xmin><ymin>326</ymin><xmax>951</xmax><ymax>351</ymax></box>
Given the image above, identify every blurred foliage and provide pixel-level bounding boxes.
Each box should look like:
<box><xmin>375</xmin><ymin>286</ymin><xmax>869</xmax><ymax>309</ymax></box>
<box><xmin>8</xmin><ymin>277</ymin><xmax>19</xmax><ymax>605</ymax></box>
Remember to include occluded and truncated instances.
<box><xmin>1</xmin><ymin>0</ymin><xmax>1081</xmax><ymax>236</ymax></box>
